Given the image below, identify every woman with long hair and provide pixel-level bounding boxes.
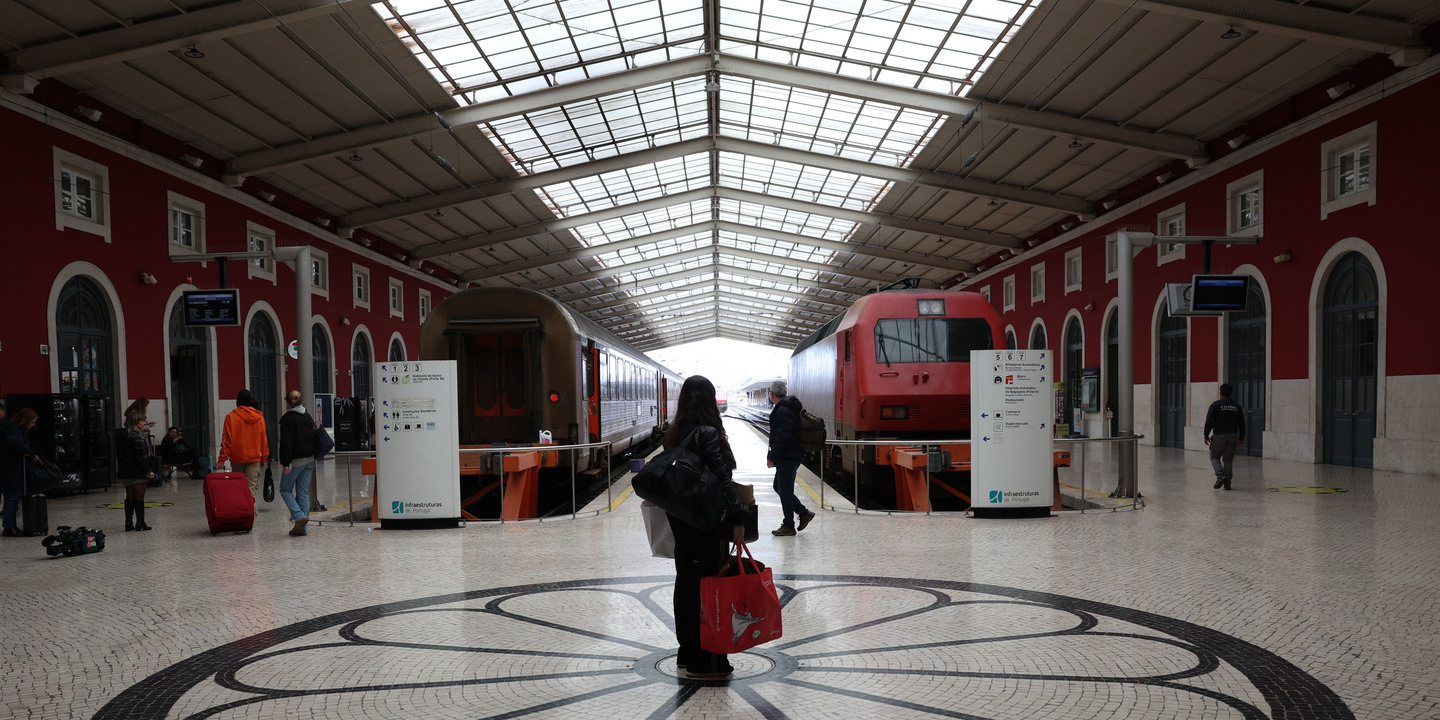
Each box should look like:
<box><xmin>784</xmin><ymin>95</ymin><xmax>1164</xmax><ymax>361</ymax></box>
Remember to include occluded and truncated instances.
<box><xmin>663</xmin><ymin>375</ymin><xmax>746</xmax><ymax>679</ymax></box>
<box><xmin>116</xmin><ymin>412</ymin><xmax>158</xmax><ymax>531</ymax></box>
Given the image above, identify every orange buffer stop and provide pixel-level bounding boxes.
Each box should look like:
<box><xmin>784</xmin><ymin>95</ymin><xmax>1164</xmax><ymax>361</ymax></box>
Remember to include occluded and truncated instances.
<box><xmin>459</xmin><ymin>447</ymin><xmax>559</xmax><ymax>521</ymax></box>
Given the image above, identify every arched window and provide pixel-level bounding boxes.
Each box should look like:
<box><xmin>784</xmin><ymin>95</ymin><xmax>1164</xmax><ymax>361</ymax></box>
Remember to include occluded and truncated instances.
<box><xmin>312</xmin><ymin>324</ymin><xmax>332</xmax><ymax>394</ymax></box>
<box><xmin>168</xmin><ymin>301</ymin><xmax>211</xmax><ymax>454</ymax></box>
<box><xmin>1065</xmin><ymin>317</ymin><xmax>1083</xmax><ymax>415</ymax></box>
<box><xmin>56</xmin><ymin>276</ymin><xmax>114</xmax><ymax>405</ymax></box>
<box><xmin>247</xmin><ymin>313</ymin><xmax>280</xmax><ymax>449</ymax></box>
<box><xmin>352</xmin><ymin>333</ymin><xmax>372</xmax><ymax>399</ymax></box>
<box><xmin>389</xmin><ymin>337</ymin><xmax>405</xmax><ymax>362</ymax></box>
<box><xmin>1029</xmin><ymin>323</ymin><xmax>1047</xmax><ymax>350</ymax></box>
<box><xmin>1005</xmin><ymin>328</ymin><xmax>1017</xmax><ymax>349</ymax></box>
<box><xmin>1157</xmin><ymin>301</ymin><xmax>1187</xmax><ymax>448</ymax></box>
<box><xmin>1322</xmin><ymin>253</ymin><xmax>1378</xmax><ymax>467</ymax></box>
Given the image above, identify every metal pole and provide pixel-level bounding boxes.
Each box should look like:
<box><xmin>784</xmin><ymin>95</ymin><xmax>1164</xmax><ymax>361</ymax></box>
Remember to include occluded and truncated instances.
<box><xmin>819</xmin><ymin>444</ymin><xmax>825</xmax><ymax>510</ymax></box>
<box><xmin>499</xmin><ymin>449</ymin><xmax>506</xmax><ymax>524</ymax></box>
<box><xmin>570</xmin><ymin>449</ymin><xmax>576</xmax><ymax>519</ymax></box>
<box><xmin>346</xmin><ymin>454</ymin><xmax>354</xmax><ymax>527</ymax></box>
<box><xmin>1078</xmin><ymin>442</ymin><xmax>1086</xmax><ymax>514</ymax></box>
<box><xmin>1115</xmin><ymin>231</ymin><xmax>1142</xmax><ymax>499</ymax></box>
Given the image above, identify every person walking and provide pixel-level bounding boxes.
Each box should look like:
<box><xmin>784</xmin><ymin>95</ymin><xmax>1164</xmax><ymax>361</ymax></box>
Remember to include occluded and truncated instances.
<box><xmin>278</xmin><ymin>390</ymin><xmax>317</xmax><ymax>537</ymax></box>
<box><xmin>116</xmin><ymin>412</ymin><xmax>159</xmax><ymax>531</ymax></box>
<box><xmin>663</xmin><ymin>375</ymin><xmax>746</xmax><ymax>680</ymax></box>
<box><xmin>766</xmin><ymin>380</ymin><xmax>815</xmax><ymax>536</ymax></box>
<box><xmin>1204</xmin><ymin>383</ymin><xmax>1247</xmax><ymax>490</ymax></box>
<box><xmin>1</xmin><ymin>407</ymin><xmax>38</xmax><ymax>537</ymax></box>
<box><xmin>217</xmin><ymin>389</ymin><xmax>270</xmax><ymax>509</ymax></box>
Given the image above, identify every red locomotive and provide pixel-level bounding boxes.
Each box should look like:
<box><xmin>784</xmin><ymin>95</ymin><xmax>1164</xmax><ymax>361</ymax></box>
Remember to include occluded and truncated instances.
<box><xmin>788</xmin><ymin>286</ymin><xmax>1004</xmax><ymax>508</ymax></box>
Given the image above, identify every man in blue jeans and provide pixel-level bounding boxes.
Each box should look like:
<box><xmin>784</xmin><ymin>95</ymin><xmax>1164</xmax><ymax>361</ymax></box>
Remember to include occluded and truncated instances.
<box><xmin>278</xmin><ymin>390</ymin><xmax>317</xmax><ymax>536</ymax></box>
<box><xmin>767</xmin><ymin>380</ymin><xmax>815</xmax><ymax>536</ymax></box>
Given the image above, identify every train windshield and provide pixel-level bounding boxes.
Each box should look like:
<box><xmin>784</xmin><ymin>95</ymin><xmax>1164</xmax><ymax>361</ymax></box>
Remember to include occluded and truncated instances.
<box><xmin>874</xmin><ymin>318</ymin><xmax>993</xmax><ymax>364</ymax></box>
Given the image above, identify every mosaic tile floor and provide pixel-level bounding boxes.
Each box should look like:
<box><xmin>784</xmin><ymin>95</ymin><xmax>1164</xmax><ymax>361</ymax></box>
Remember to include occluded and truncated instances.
<box><xmin>1</xmin><ymin>420</ymin><xmax>1436</xmax><ymax>720</ymax></box>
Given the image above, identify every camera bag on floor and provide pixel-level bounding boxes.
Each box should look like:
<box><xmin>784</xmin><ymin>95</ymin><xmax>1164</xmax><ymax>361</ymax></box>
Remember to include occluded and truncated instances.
<box><xmin>203</xmin><ymin>471</ymin><xmax>254</xmax><ymax>534</ymax></box>
<box><xmin>22</xmin><ymin>460</ymin><xmax>48</xmax><ymax>536</ymax></box>
<box><xmin>42</xmin><ymin>526</ymin><xmax>105</xmax><ymax>557</ymax></box>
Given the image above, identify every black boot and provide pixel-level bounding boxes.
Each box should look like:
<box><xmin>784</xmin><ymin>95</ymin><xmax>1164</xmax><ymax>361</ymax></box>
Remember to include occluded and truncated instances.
<box><xmin>124</xmin><ymin>499</ymin><xmax>135</xmax><ymax>531</ymax></box>
<box><xmin>135</xmin><ymin>500</ymin><xmax>151</xmax><ymax>531</ymax></box>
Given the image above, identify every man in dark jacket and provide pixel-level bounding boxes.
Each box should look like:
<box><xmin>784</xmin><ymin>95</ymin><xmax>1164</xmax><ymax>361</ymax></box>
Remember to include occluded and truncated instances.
<box><xmin>1203</xmin><ymin>383</ymin><xmax>1247</xmax><ymax>490</ymax></box>
<box><xmin>278</xmin><ymin>390</ymin><xmax>318</xmax><ymax>536</ymax></box>
<box><xmin>767</xmin><ymin>380</ymin><xmax>815</xmax><ymax>536</ymax></box>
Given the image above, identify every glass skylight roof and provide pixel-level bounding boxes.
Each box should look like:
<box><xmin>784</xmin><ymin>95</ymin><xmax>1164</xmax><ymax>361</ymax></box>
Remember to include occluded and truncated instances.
<box><xmin>589</xmin><ymin>229</ymin><xmax>712</xmax><ymax>267</ymax></box>
<box><xmin>567</xmin><ymin>198</ymin><xmax>711</xmax><ymax>246</ymax></box>
<box><xmin>718</xmin><ymin>227</ymin><xmax>835</xmax><ymax>266</ymax></box>
<box><xmin>718</xmin><ymin>0</ymin><xmax>1037</xmax><ymax>96</ymax></box>
<box><xmin>717</xmin><ymin>151</ymin><xmax>892</xmax><ymax>212</ymax></box>
<box><xmin>718</xmin><ymin>78</ymin><xmax>944</xmax><ymax>167</ymax></box>
<box><xmin>717</xmin><ymin>197</ymin><xmax>857</xmax><ymax>243</ymax></box>
<box><xmin>719</xmin><ymin>250</ymin><xmax>822</xmax><ymax>281</ymax></box>
<box><xmin>371</xmin><ymin>0</ymin><xmax>706</xmax><ymax>103</ymax></box>
<box><xmin>538</xmin><ymin>153</ymin><xmax>710</xmax><ymax>216</ymax></box>
<box><xmin>483</xmin><ymin>78</ymin><xmax>709</xmax><ymax>173</ymax></box>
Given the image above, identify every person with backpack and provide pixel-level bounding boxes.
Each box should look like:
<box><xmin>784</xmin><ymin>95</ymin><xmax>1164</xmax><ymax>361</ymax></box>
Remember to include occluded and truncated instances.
<box><xmin>663</xmin><ymin>375</ymin><xmax>746</xmax><ymax>680</ymax></box>
<box><xmin>767</xmin><ymin>379</ymin><xmax>815</xmax><ymax>537</ymax></box>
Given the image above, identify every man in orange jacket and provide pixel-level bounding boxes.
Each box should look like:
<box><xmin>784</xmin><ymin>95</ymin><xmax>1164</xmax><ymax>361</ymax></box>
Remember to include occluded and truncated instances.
<box><xmin>218</xmin><ymin>388</ymin><xmax>270</xmax><ymax>508</ymax></box>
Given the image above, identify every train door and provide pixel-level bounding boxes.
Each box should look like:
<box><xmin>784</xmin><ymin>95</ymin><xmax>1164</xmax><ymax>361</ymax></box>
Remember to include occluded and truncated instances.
<box><xmin>584</xmin><ymin>342</ymin><xmax>601</xmax><ymax>443</ymax></box>
<box><xmin>469</xmin><ymin>334</ymin><xmax>531</xmax><ymax>443</ymax></box>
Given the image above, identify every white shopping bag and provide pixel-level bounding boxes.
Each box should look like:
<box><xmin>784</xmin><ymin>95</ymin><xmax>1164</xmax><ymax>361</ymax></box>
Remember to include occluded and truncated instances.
<box><xmin>642</xmin><ymin>500</ymin><xmax>675</xmax><ymax>559</ymax></box>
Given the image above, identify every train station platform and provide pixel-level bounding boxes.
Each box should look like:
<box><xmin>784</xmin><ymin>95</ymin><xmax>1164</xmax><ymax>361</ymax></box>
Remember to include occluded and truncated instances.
<box><xmin>1</xmin><ymin>418</ymin><xmax>1436</xmax><ymax>720</ymax></box>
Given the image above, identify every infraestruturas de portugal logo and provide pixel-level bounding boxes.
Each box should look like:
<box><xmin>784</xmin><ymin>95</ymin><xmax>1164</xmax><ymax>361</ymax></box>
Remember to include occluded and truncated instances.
<box><xmin>392</xmin><ymin>501</ymin><xmax>443</xmax><ymax>515</ymax></box>
<box><xmin>989</xmin><ymin>490</ymin><xmax>1041</xmax><ymax>504</ymax></box>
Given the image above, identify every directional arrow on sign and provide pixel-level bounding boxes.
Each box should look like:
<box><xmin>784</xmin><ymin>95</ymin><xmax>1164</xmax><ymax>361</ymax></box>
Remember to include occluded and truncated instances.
<box><xmin>1040</xmin><ymin>353</ymin><xmax>1046</xmax><ymax>358</ymax></box>
<box><xmin>1041</xmin><ymin>377</ymin><xmax>1046</xmax><ymax>382</ymax></box>
<box><xmin>1041</xmin><ymin>423</ymin><xmax>1046</xmax><ymax>429</ymax></box>
<box><xmin>1040</xmin><ymin>365</ymin><xmax>1046</xmax><ymax>370</ymax></box>
<box><xmin>983</xmin><ymin>436</ymin><xmax>991</xmax><ymax>442</ymax></box>
<box><xmin>382</xmin><ymin>400</ymin><xmax>389</xmax><ymax>406</ymax></box>
<box><xmin>981</xmin><ymin>412</ymin><xmax>989</xmax><ymax>419</ymax></box>
<box><xmin>384</xmin><ymin>425</ymin><xmax>390</xmax><ymax>431</ymax></box>
<box><xmin>381</xmin><ymin>376</ymin><xmax>388</xmax><ymax>383</ymax></box>
<box><xmin>384</xmin><ymin>437</ymin><xmax>390</xmax><ymax>442</ymax></box>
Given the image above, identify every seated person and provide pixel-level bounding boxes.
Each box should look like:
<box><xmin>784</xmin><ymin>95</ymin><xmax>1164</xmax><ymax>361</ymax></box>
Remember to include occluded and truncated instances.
<box><xmin>157</xmin><ymin>426</ymin><xmax>198</xmax><ymax>474</ymax></box>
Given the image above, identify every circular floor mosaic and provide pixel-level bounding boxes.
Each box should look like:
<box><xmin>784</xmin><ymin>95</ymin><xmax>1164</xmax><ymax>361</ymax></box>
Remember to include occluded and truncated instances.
<box><xmin>94</xmin><ymin>575</ymin><xmax>1352</xmax><ymax>719</ymax></box>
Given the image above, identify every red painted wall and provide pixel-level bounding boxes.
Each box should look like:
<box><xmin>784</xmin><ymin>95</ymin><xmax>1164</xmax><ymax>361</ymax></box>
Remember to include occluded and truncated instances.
<box><xmin>974</xmin><ymin>72</ymin><xmax>1440</xmax><ymax>386</ymax></box>
<box><xmin>0</xmin><ymin>105</ymin><xmax>452</xmax><ymax>401</ymax></box>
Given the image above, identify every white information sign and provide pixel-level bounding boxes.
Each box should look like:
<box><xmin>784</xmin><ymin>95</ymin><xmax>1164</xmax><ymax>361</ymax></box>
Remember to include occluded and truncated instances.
<box><xmin>971</xmin><ymin>349</ymin><xmax>1054</xmax><ymax>512</ymax></box>
<box><xmin>376</xmin><ymin>360</ymin><xmax>461</xmax><ymax>526</ymax></box>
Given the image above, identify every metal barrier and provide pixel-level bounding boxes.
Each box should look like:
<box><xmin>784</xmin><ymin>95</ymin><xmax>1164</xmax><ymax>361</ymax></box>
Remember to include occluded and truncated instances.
<box><xmin>818</xmin><ymin>434</ymin><xmax>1145</xmax><ymax>515</ymax></box>
<box><xmin>317</xmin><ymin>442</ymin><xmax>615</xmax><ymax>527</ymax></box>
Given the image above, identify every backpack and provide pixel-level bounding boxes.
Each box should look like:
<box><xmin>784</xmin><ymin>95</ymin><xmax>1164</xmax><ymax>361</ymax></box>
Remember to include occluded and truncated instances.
<box><xmin>631</xmin><ymin>428</ymin><xmax>724</xmax><ymax>531</ymax></box>
<box><xmin>798</xmin><ymin>410</ymin><xmax>827</xmax><ymax>455</ymax></box>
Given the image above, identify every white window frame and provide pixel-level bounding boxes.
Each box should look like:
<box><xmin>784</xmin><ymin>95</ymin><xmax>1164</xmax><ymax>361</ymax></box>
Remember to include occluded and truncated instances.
<box><xmin>389</xmin><ymin>278</ymin><xmax>404</xmax><ymax>319</ymax></box>
<box><xmin>308</xmin><ymin>247</ymin><xmax>330</xmax><ymax>299</ymax></box>
<box><xmin>352</xmin><ymin>264</ymin><xmax>371</xmax><ymax>310</ymax></box>
<box><xmin>1320</xmin><ymin>121</ymin><xmax>1377</xmax><ymax>219</ymax></box>
<box><xmin>245</xmin><ymin>222</ymin><xmax>276</xmax><ymax>284</ymax></box>
<box><xmin>978</xmin><ymin>285</ymin><xmax>991</xmax><ymax>303</ymax></box>
<box><xmin>418</xmin><ymin>289</ymin><xmax>432</xmax><ymax>323</ymax></box>
<box><xmin>1105</xmin><ymin>236</ymin><xmax>1119</xmax><ymax>283</ymax></box>
<box><xmin>1226</xmin><ymin>170</ymin><xmax>1264</xmax><ymax>237</ymax></box>
<box><xmin>1030</xmin><ymin>263</ymin><xmax>1046</xmax><ymax>305</ymax></box>
<box><xmin>1063</xmin><ymin>248</ymin><xmax>1083</xmax><ymax>294</ymax></box>
<box><xmin>166</xmin><ymin>191</ymin><xmax>206</xmax><ymax>256</ymax></box>
<box><xmin>53</xmin><ymin>148</ymin><xmax>111</xmax><ymax>242</ymax></box>
<box><xmin>1156</xmin><ymin>203</ymin><xmax>1186</xmax><ymax>265</ymax></box>
<box><xmin>1002</xmin><ymin>275</ymin><xmax>1016</xmax><ymax>312</ymax></box>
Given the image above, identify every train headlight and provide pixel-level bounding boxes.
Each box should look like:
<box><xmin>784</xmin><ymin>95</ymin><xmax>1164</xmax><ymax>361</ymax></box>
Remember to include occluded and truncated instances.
<box><xmin>917</xmin><ymin>299</ymin><xmax>945</xmax><ymax>316</ymax></box>
<box><xmin>548</xmin><ymin>392</ymin><xmax>561</xmax><ymax>403</ymax></box>
<box><xmin>880</xmin><ymin>405</ymin><xmax>909</xmax><ymax>420</ymax></box>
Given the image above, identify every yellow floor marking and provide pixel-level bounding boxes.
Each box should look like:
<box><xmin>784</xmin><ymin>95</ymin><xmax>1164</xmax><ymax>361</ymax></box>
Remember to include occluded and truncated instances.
<box><xmin>609</xmin><ymin>485</ymin><xmax>634</xmax><ymax>512</ymax></box>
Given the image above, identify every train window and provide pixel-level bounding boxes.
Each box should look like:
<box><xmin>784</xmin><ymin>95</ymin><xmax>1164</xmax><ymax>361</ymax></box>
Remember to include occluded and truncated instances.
<box><xmin>584</xmin><ymin>350</ymin><xmax>595</xmax><ymax>399</ymax></box>
<box><xmin>874</xmin><ymin>318</ymin><xmax>994</xmax><ymax>363</ymax></box>
<box><xmin>600</xmin><ymin>351</ymin><xmax>609</xmax><ymax>401</ymax></box>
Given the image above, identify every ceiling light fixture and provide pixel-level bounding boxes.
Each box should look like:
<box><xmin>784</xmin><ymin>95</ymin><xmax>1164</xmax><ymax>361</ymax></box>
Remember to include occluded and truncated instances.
<box><xmin>181</xmin><ymin>153</ymin><xmax>203</xmax><ymax>168</ymax></box>
<box><xmin>963</xmin><ymin>151</ymin><xmax>979</xmax><ymax>168</ymax></box>
<box><xmin>1155</xmin><ymin>171</ymin><xmax>1174</xmax><ymax>184</ymax></box>
<box><xmin>257</xmin><ymin>191</ymin><xmax>276</xmax><ymax>203</ymax></box>
<box><xmin>184</xmin><ymin>45</ymin><xmax>205</xmax><ymax>59</ymax></box>
<box><xmin>1227</xmin><ymin>134</ymin><xmax>1250</xmax><ymax>149</ymax></box>
<box><xmin>1068</xmin><ymin>138</ymin><xmax>1081</xmax><ymax>149</ymax></box>
<box><xmin>74</xmin><ymin>105</ymin><xmax>102</xmax><ymax>122</ymax></box>
<box><xmin>1326</xmin><ymin>82</ymin><xmax>1355</xmax><ymax>99</ymax></box>
<box><xmin>1101</xmin><ymin>200</ymin><xmax>1118</xmax><ymax>210</ymax></box>
<box><xmin>1220</xmin><ymin>26</ymin><xmax>1241</xmax><ymax>40</ymax></box>
<box><xmin>960</xmin><ymin>106</ymin><xmax>978</xmax><ymax>128</ymax></box>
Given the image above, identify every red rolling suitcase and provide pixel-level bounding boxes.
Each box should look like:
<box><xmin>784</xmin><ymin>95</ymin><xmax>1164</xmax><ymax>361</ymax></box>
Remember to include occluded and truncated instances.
<box><xmin>204</xmin><ymin>472</ymin><xmax>254</xmax><ymax>534</ymax></box>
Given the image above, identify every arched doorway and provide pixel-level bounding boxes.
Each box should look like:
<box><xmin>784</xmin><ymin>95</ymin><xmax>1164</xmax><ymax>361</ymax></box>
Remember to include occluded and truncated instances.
<box><xmin>1105</xmin><ymin>308</ymin><xmax>1119</xmax><ymax>437</ymax></box>
<box><xmin>313</xmin><ymin>324</ymin><xmax>332</xmax><ymax>394</ymax></box>
<box><xmin>1005</xmin><ymin>328</ymin><xmax>1017</xmax><ymax>350</ymax></box>
<box><xmin>1064</xmin><ymin>317</ymin><xmax>1083</xmax><ymax>426</ymax></box>
<box><xmin>56</xmin><ymin>276</ymin><xmax>116</xmax><ymax>419</ymax></box>
<box><xmin>389</xmin><ymin>337</ymin><xmax>405</xmax><ymax>362</ymax></box>
<box><xmin>168</xmin><ymin>302</ymin><xmax>211</xmax><ymax>455</ymax></box>
<box><xmin>1029</xmin><ymin>324</ymin><xmax>1047</xmax><ymax>349</ymax></box>
<box><xmin>1322</xmin><ymin>253</ymin><xmax>1378</xmax><ymax>467</ymax></box>
<box><xmin>352</xmin><ymin>333</ymin><xmax>372</xmax><ymax>399</ymax></box>
<box><xmin>1157</xmin><ymin>301</ymin><xmax>1187</xmax><ymax>448</ymax></box>
<box><xmin>1227</xmin><ymin>282</ymin><xmax>1266</xmax><ymax>457</ymax></box>
<box><xmin>247</xmin><ymin>313</ymin><xmax>280</xmax><ymax>453</ymax></box>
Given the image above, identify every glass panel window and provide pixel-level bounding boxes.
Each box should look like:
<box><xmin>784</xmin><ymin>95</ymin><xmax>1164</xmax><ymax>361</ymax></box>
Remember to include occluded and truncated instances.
<box><xmin>1064</xmin><ymin>249</ymin><xmax>1082</xmax><ymax>294</ymax></box>
<box><xmin>1106</xmin><ymin>237</ymin><xmax>1119</xmax><ymax>280</ymax></box>
<box><xmin>1030</xmin><ymin>263</ymin><xmax>1045</xmax><ymax>304</ymax></box>
<box><xmin>61</xmin><ymin>169</ymin><xmax>96</xmax><ymax>220</ymax></box>
<box><xmin>170</xmin><ymin>209</ymin><xmax>195</xmax><ymax>248</ymax></box>
<box><xmin>389</xmin><ymin>278</ymin><xmax>404</xmax><ymax>319</ymax></box>
<box><xmin>1338</xmin><ymin>145</ymin><xmax>1370</xmax><ymax>196</ymax></box>
<box><xmin>249</xmin><ymin>235</ymin><xmax>270</xmax><ymax>270</ymax></box>
<box><xmin>1157</xmin><ymin>204</ymin><xmax>1185</xmax><ymax>263</ymax></box>
<box><xmin>353</xmin><ymin>265</ymin><xmax>371</xmax><ymax>309</ymax></box>
<box><xmin>1002</xmin><ymin>275</ymin><xmax>1015</xmax><ymax>312</ymax></box>
<box><xmin>1237</xmin><ymin>189</ymin><xmax>1261</xmax><ymax>229</ymax></box>
<box><xmin>874</xmin><ymin>318</ymin><xmax>994</xmax><ymax>364</ymax></box>
<box><xmin>419</xmin><ymin>289</ymin><xmax>432</xmax><ymax>323</ymax></box>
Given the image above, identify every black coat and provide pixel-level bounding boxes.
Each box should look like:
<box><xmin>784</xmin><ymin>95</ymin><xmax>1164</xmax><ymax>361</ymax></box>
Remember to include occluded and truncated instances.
<box><xmin>1</xmin><ymin>422</ymin><xmax>33</xmax><ymax>493</ymax></box>
<box><xmin>114</xmin><ymin>428</ymin><xmax>151</xmax><ymax>481</ymax></box>
<box><xmin>667</xmin><ymin>424</ymin><xmax>743</xmax><ymax>523</ymax></box>
<box><xmin>768</xmin><ymin>394</ymin><xmax>805</xmax><ymax>462</ymax></box>
<box><xmin>279</xmin><ymin>408</ymin><xmax>317</xmax><ymax>466</ymax></box>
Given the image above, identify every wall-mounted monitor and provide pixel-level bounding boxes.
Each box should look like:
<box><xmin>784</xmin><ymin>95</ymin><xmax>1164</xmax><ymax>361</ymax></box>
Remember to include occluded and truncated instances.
<box><xmin>183</xmin><ymin>289</ymin><xmax>241</xmax><ymax>326</ymax></box>
<box><xmin>1191</xmin><ymin>275</ymin><xmax>1250</xmax><ymax>312</ymax></box>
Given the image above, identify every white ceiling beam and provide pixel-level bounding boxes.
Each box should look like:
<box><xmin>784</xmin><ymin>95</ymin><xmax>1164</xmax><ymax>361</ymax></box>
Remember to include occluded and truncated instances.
<box><xmin>462</xmin><ymin>221</ymin><xmax>713</xmax><ymax>282</ymax></box>
<box><xmin>344</xmin><ymin>138</ymin><xmax>711</xmax><ymax>227</ymax></box>
<box><xmin>714</xmin><ymin>137</ymin><xmax>1092</xmax><ymax>216</ymax></box>
<box><xmin>605</xmin><ymin>292</ymin><xmax>823</xmax><ymax>329</ymax></box>
<box><xmin>717</xmin><ymin>267</ymin><xmax>867</xmax><ymax>298</ymax></box>
<box><xmin>555</xmin><ymin>267</ymin><xmax>718</xmax><ymax>304</ymax></box>
<box><xmin>575</xmin><ymin>276</ymin><xmax>717</xmax><ymax>313</ymax></box>
<box><xmin>414</xmin><ymin>187</ymin><xmax>713</xmax><ymax>261</ymax></box>
<box><xmin>618</xmin><ymin>311</ymin><xmax>811</xmax><ymax>340</ymax></box>
<box><xmin>715</xmin><ymin>220</ymin><xmax>973</xmax><ymax>272</ymax></box>
<box><xmin>716</xmin><ymin>291</ymin><xmax>832</xmax><ymax>319</ymax></box>
<box><xmin>714</xmin><ymin>280</ymin><xmax>850</xmax><ymax>309</ymax></box>
<box><xmin>1099</xmin><ymin>0</ymin><xmax>1424</xmax><ymax>57</ymax></box>
<box><xmin>529</xmin><ymin>246</ymin><xmax>717</xmax><ymax>291</ymax></box>
<box><xmin>3</xmin><ymin>0</ymin><xmax>366</xmax><ymax>78</ymax></box>
<box><xmin>716</xmin><ymin>187</ymin><xmax>1020</xmax><ymax>250</ymax></box>
<box><xmin>719</xmin><ymin>246</ymin><xmax>897</xmax><ymax>285</ymax></box>
<box><xmin>560</xmin><ymin>265</ymin><xmax>862</xmax><ymax>306</ymax></box>
<box><xmin>714</xmin><ymin>54</ymin><xmax>1206</xmax><ymax>161</ymax></box>
<box><xmin>229</xmin><ymin>54</ymin><xmax>713</xmax><ymax>175</ymax></box>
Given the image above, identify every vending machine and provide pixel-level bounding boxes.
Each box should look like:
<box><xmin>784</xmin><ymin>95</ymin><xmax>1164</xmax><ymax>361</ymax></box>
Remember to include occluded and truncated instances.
<box><xmin>5</xmin><ymin>393</ymin><xmax>104</xmax><ymax>493</ymax></box>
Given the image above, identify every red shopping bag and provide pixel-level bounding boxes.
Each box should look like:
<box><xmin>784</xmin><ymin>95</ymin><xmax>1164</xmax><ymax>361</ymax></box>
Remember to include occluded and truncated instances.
<box><xmin>700</xmin><ymin>542</ymin><xmax>782</xmax><ymax>654</ymax></box>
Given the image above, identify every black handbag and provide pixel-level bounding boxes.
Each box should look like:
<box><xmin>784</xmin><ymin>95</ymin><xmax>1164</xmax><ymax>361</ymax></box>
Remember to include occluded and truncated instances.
<box><xmin>147</xmin><ymin>456</ymin><xmax>164</xmax><ymax>487</ymax></box>
<box><xmin>263</xmin><ymin>465</ymin><xmax>275</xmax><ymax>502</ymax></box>
<box><xmin>631</xmin><ymin>428</ymin><xmax>724</xmax><ymax>531</ymax></box>
<box><xmin>26</xmin><ymin>459</ymin><xmax>62</xmax><ymax>495</ymax></box>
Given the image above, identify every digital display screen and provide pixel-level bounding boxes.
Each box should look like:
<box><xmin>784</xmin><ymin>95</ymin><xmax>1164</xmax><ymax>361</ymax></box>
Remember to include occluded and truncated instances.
<box><xmin>1191</xmin><ymin>275</ymin><xmax>1249</xmax><ymax>311</ymax></box>
<box><xmin>183</xmin><ymin>290</ymin><xmax>241</xmax><ymax>326</ymax></box>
